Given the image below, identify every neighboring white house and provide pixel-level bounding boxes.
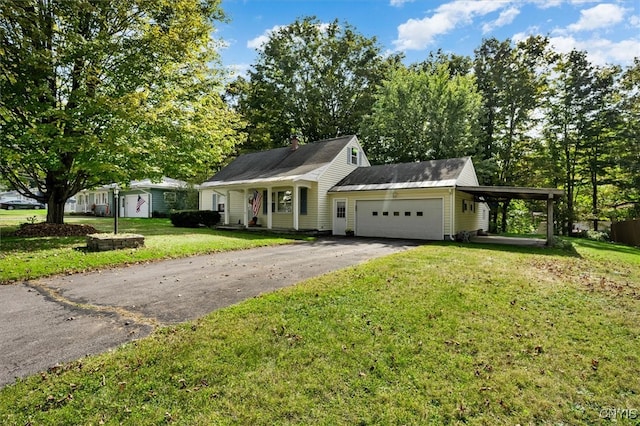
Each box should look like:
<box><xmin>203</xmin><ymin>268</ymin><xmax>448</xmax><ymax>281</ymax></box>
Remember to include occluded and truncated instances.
<box><xmin>198</xmin><ymin>135</ymin><xmax>502</xmax><ymax>240</ymax></box>
<box><xmin>75</xmin><ymin>177</ymin><xmax>189</xmax><ymax>218</ymax></box>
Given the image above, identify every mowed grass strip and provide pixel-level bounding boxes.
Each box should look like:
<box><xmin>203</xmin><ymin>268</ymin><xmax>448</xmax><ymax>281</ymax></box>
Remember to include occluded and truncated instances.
<box><xmin>0</xmin><ymin>212</ymin><xmax>307</xmax><ymax>283</ymax></box>
<box><xmin>0</xmin><ymin>240</ymin><xmax>638</xmax><ymax>425</ymax></box>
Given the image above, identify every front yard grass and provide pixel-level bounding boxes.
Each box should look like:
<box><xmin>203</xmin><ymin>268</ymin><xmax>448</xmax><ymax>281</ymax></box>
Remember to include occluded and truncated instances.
<box><xmin>0</xmin><ymin>211</ymin><xmax>306</xmax><ymax>283</ymax></box>
<box><xmin>0</xmin><ymin>237</ymin><xmax>638</xmax><ymax>424</ymax></box>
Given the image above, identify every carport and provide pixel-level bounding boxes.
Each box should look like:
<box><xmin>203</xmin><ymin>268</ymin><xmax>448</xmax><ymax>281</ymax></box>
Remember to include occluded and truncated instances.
<box><xmin>456</xmin><ymin>185</ymin><xmax>564</xmax><ymax>246</ymax></box>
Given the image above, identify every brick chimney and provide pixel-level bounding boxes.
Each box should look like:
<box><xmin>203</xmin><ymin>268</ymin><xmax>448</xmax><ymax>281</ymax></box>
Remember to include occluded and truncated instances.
<box><xmin>290</xmin><ymin>134</ymin><xmax>299</xmax><ymax>151</ymax></box>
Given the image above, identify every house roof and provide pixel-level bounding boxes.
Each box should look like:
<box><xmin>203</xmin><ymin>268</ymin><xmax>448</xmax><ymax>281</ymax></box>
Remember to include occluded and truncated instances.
<box><xmin>329</xmin><ymin>157</ymin><xmax>470</xmax><ymax>192</ymax></box>
<box><xmin>201</xmin><ymin>135</ymin><xmax>356</xmax><ymax>187</ymax></box>
<box><xmin>128</xmin><ymin>177</ymin><xmax>187</xmax><ymax>190</ymax></box>
<box><xmin>81</xmin><ymin>177</ymin><xmax>187</xmax><ymax>192</ymax></box>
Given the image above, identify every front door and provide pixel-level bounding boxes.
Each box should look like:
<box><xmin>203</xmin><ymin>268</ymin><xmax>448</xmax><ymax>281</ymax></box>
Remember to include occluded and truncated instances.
<box><xmin>333</xmin><ymin>199</ymin><xmax>347</xmax><ymax>235</ymax></box>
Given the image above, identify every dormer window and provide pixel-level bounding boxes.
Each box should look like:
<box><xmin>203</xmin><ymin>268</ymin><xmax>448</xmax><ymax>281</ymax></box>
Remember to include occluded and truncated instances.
<box><xmin>348</xmin><ymin>147</ymin><xmax>359</xmax><ymax>165</ymax></box>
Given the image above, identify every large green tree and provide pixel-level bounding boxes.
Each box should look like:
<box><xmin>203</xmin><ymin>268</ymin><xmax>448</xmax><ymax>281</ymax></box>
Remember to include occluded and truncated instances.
<box><xmin>473</xmin><ymin>36</ymin><xmax>551</xmax><ymax>232</ymax></box>
<box><xmin>543</xmin><ymin>49</ymin><xmax>597</xmax><ymax>234</ymax></box>
<box><xmin>616</xmin><ymin>59</ymin><xmax>640</xmax><ymax>218</ymax></box>
<box><xmin>359</xmin><ymin>63</ymin><xmax>481</xmax><ymax>164</ymax></box>
<box><xmin>232</xmin><ymin>16</ymin><xmax>397</xmax><ymax>150</ymax></box>
<box><xmin>579</xmin><ymin>65</ymin><xmax>623</xmax><ymax>230</ymax></box>
<box><xmin>0</xmin><ymin>0</ymin><xmax>242</xmax><ymax>223</ymax></box>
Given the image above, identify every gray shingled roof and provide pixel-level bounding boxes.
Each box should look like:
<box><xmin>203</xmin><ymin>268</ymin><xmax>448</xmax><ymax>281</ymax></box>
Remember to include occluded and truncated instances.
<box><xmin>205</xmin><ymin>135</ymin><xmax>356</xmax><ymax>184</ymax></box>
<box><xmin>330</xmin><ymin>157</ymin><xmax>469</xmax><ymax>191</ymax></box>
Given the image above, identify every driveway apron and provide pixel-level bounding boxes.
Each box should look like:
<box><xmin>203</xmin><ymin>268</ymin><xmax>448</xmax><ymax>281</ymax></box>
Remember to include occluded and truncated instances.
<box><xmin>0</xmin><ymin>237</ymin><xmax>419</xmax><ymax>387</ymax></box>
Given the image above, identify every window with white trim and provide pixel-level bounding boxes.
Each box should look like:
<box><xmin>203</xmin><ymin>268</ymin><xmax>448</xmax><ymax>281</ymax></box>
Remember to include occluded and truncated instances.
<box><xmin>275</xmin><ymin>190</ymin><xmax>292</xmax><ymax>213</ymax></box>
<box><xmin>96</xmin><ymin>192</ymin><xmax>108</xmax><ymax>205</ymax></box>
<box><xmin>348</xmin><ymin>147</ymin><xmax>359</xmax><ymax>165</ymax></box>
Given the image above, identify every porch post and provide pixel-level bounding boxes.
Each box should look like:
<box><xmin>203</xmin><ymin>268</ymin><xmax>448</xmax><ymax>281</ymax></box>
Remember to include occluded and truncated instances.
<box><xmin>293</xmin><ymin>184</ymin><xmax>299</xmax><ymax>230</ymax></box>
<box><xmin>546</xmin><ymin>193</ymin><xmax>554</xmax><ymax>245</ymax></box>
<box><xmin>224</xmin><ymin>190</ymin><xmax>230</xmax><ymax>225</ymax></box>
<box><xmin>267</xmin><ymin>187</ymin><xmax>273</xmax><ymax>229</ymax></box>
<box><xmin>243</xmin><ymin>188</ymin><xmax>248</xmax><ymax>227</ymax></box>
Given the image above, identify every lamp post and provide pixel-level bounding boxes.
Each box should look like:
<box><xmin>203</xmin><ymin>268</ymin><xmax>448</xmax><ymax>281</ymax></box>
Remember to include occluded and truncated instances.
<box><xmin>113</xmin><ymin>185</ymin><xmax>119</xmax><ymax>235</ymax></box>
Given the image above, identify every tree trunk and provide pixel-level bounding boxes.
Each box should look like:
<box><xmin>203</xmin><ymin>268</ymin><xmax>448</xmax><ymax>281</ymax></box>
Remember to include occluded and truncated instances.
<box><xmin>500</xmin><ymin>199</ymin><xmax>511</xmax><ymax>233</ymax></box>
<box><xmin>489</xmin><ymin>203</ymin><xmax>499</xmax><ymax>233</ymax></box>
<box><xmin>46</xmin><ymin>200</ymin><xmax>65</xmax><ymax>224</ymax></box>
<box><xmin>45</xmin><ymin>182</ymin><xmax>69</xmax><ymax>224</ymax></box>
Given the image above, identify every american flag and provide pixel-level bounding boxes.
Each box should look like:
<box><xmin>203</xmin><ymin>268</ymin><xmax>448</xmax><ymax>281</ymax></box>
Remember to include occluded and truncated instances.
<box><xmin>136</xmin><ymin>195</ymin><xmax>146</xmax><ymax>213</ymax></box>
<box><xmin>251</xmin><ymin>190</ymin><xmax>262</xmax><ymax>217</ymax></box>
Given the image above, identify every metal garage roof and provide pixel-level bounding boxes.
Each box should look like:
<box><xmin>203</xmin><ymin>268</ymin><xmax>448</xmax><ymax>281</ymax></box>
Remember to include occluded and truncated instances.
<box><xmin>457</xmin><ymin>185</ymin><xmax>564</xmax><ymax>201</ymax></box>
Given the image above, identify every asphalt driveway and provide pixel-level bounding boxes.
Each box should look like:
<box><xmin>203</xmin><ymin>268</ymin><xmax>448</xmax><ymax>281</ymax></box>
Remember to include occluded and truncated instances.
<box><xmin>0</xmin><ymin>237</ymin><xmax>419</xmax><ymax>388</ymax></box>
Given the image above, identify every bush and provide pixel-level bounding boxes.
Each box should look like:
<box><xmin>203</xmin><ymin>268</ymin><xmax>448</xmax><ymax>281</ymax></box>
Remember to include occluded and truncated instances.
<box><xmin>548</xmin><ymin>236</ymin><xmax>574</xmax><ymax>251</ymax></box>
<box><xmin>170</xmin><ymin>210</ymin><xmax>221</xmax><ymax>228</ymax></box>
<box><xmin>580</xmin><ymin>229</ymin><xmax>610</xmax><ymax>242</ymax></box>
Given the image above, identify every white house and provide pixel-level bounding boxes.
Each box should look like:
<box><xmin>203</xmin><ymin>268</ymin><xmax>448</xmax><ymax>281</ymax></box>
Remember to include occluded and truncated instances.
<box><xmin>199</xmin><ymin>135</ymin><xmax>563</xmax><ymax>241</ymax></box>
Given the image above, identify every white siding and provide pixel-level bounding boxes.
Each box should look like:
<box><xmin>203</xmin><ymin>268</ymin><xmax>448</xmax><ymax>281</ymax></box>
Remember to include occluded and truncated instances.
<box><xmin>298</xmin><ymin>184</ymin><xmax>318</xmax><ymax>230</ymax></box>
<box><xmin>228</xmin><ymin>190</ymin><xmax>246</xmax><ymax>225</ymax></box>
<box><xmin>457</xmin><ymin>158</ymin><xmax>480</xmax><ymax>186</ymax></box>
<box><xmin>199</xmin><ymin>189</ymin><xmax>226</xmax><ymax>211</ymax></box>
<box><xmin>316</xmin><ymin>137</ymin><xmax>369</xmax><ymax>231</ymax></box>
<box><xmin>454</xmin><ymin>191</ymin><xmax>490</xmax><ymax>233</ymax></box>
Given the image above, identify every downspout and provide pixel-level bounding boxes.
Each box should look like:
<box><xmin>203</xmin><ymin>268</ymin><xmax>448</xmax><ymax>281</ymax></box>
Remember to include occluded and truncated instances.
<box><xmin>449</xmin><ymin>187</ymin><xmax>455</xmax><ymax>241</ymax></box>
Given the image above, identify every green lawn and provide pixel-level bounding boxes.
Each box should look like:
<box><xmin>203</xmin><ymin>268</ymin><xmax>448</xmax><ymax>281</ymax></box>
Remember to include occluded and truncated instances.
<box><xmin>1</xmin><ymin>232</ymin><xmax>638</xmax><ymax>425</ymax></box>
<box><xmin>0</xmin><ymin>211</ymin><xmax>306</xmax><ymax>283</ymax></box>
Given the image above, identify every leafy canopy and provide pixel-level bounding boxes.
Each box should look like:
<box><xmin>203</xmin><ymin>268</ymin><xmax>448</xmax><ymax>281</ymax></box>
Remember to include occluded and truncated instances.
<box><xmin>0</xmin><ymin>0</ymin><xmax>242</xmax><ymax>222</ymax></box>
<box><xmin>360</xmin><ymin>63</ymin><xmax>481</xmax><ymax>164</ymax></box>
<box><xmin>230</xmin><ymin>16</ymin><xmax>397</xmax><ymax>150</ymax></box>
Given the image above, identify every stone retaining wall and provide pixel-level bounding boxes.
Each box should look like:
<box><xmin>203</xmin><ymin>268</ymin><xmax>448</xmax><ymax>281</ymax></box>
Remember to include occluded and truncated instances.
<box><xmin>87</xmin><ymin>234</ymin><xmax>145</xmax><ymax>252</ymax></box>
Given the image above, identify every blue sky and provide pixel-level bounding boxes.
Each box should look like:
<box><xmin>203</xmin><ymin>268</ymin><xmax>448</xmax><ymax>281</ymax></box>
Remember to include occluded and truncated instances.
<box><xmin>216</xmin><ymin>0</ymin><xmax>639</xmax><ymax>77</ymax></box>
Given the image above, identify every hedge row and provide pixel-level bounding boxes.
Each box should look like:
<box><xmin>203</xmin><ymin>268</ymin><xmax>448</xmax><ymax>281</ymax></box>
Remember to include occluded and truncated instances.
<box><xmin>169</xmin><ymin>210</ymin><xmax>221</xmax><ymax>228</ymax></box>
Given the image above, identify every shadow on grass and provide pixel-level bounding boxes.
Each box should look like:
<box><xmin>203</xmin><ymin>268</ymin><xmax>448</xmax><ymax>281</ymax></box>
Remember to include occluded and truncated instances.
<box><xmin>428</xmin><ymin>239</ymin><xmax>581</xmax><ymax>258</ymax></box>
<box><xmin>570</xmin><ymin>237</ymin><xmax>640</xmax><ymax>259</ymax></box>
<box><xmin>0</xmin><ymin>236</ymin><xmax>87</xmax><ymax>253</ymax></box>
<box><xmin>1</xmin><ymin>221</ymin><xmax>309</xmax><ymax>255</ymax></box>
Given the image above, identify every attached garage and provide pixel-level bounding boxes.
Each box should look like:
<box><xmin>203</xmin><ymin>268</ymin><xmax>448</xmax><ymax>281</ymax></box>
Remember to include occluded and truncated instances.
<box><xmin>328</xmin><ymin>157</ymin><xmax>487</xmax><ymax>240</ymax></box>
<box><xmin>356</xmin><ymin>199</ymin><xmax>443</xmax><ymax>240</ymax></box>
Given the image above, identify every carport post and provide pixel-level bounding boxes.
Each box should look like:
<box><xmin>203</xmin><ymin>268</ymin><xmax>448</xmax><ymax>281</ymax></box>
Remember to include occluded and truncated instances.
<box><xmin>546</xmin><ymin>193</ymin><xmax>554</xmax><ymax>245</ymax></box>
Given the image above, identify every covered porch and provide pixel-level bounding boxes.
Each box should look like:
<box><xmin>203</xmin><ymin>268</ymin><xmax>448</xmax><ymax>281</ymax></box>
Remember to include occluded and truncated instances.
<box><xmin>210</xmin><ymin>180</ymin><xmax>314</xmax><ymax>231</ymax></box>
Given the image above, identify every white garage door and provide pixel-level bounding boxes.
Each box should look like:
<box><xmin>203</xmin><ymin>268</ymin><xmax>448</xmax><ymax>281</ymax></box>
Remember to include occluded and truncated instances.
<box><xmin>125</xmin><ymin>194</ymin><xmax>150</xmax><ymax>218</ymax></box>
<box><xmin>356</xmin><ymin>199</ymin><xmax>443</xmax><ymax>240</ymax></box>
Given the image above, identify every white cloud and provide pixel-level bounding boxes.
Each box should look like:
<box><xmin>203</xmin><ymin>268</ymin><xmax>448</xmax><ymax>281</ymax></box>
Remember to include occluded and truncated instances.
<box><xmin>549</xmin><ymin>35</ymin><xmax>640</xmax><ymax>66</ymax></box>
<box><xmin>530</xmin><ymin>0</ymin><xmax>563</xmax><ymax>9</ymax></box>
<box><xmin>512</xmin><ymin>26</ymin><xmax>541</xmax><ymax>43</ymax></box>
<box><xmin>393</xmin><ymin>0</ymin><xmax>506</xmax><ymax>51</ymax></box>
<box><xmin>246</xmin><ymin>22</ymin><xmax>332</xmax><ymax>51</ymax></box>
<box><xmin>227</xmin><ymin>63</ymin><xmax>251</xmax><ymax>79</ymax></box>
<box><xmin>630</xmin><ymin>15</ymin><xmax>640</xmax><ymax>27</ymax></box>
<box><xmin>246</xmin><ymin>25</ymin><xmax>285</xmax><ymax>50</ymax></box>
<box><xmin>390</xmin><ymin>0</ymin><xmax>414</xmax><ymax>6</ymax></box>
<box><xmin>567</xmin><ymin>3</ymin><xmax>626</xmax><ymax>32</ymax></box>
<box><xmin>482</xmin><ymin>7</ymin><xmax>520</xmax><ymax>34</ymax></box>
